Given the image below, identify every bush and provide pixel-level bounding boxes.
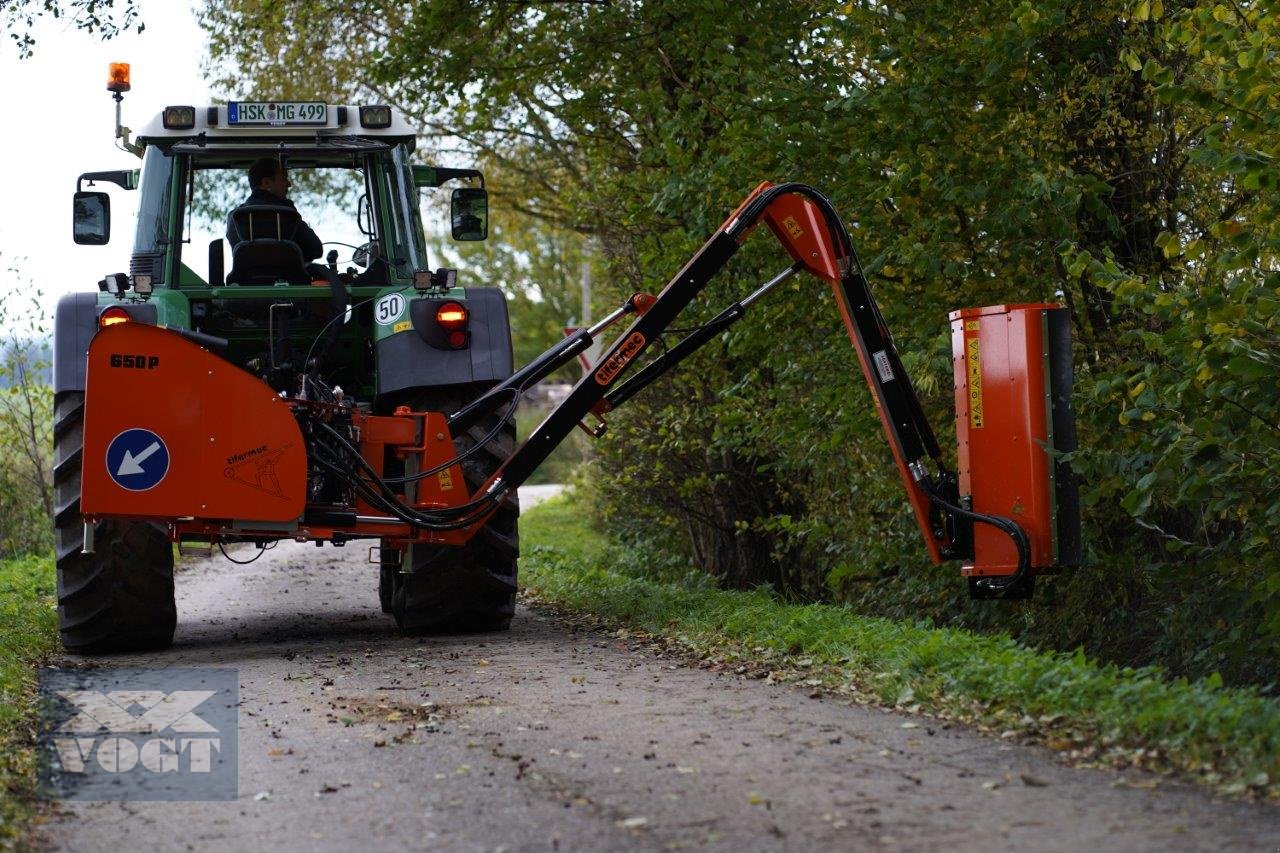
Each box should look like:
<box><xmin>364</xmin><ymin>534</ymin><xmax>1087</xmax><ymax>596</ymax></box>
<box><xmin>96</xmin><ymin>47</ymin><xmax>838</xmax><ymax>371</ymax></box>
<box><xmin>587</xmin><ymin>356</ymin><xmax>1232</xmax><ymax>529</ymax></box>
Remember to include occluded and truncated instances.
<box><xmin>207</xmin><ymin>0</ymin><xmax>1280</xmax><ymax>689</ymax></box>
<box><xmin>0</xmin><ymin>286</ymin><xmax>52</xmax><ymax>559</ymax></box>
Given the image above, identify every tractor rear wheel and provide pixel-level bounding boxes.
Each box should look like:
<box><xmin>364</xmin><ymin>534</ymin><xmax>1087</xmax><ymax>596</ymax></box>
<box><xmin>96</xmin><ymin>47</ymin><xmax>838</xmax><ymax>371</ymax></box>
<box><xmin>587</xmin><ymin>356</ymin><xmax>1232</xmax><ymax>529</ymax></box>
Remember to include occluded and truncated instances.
<box><xmin>389</xmin><ymin>388</ymin><xmax>520</xmax><ymax>634</ymax></box>
<box><xmin>54</xmin><ymin>390</ymin><xmax>177</xmax><ymax>653</ymax></box>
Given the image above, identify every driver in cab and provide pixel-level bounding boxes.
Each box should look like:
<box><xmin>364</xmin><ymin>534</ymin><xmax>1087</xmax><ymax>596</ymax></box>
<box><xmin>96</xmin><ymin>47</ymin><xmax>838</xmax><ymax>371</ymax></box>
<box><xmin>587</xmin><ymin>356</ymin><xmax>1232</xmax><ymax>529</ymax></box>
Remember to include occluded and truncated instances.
<box><xmin>227</xmin><ymin>157</ymin><xmax>323</xmax><ymax>262</ymax></box>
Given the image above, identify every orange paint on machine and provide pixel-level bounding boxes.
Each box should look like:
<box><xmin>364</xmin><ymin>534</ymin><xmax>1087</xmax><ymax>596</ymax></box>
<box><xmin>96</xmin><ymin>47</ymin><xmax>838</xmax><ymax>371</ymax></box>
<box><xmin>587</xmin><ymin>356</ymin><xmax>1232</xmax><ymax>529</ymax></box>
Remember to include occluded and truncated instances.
<box><xmin>81</xmin><ymin>323</ymin><xmax>308</xmax><ymax>524</ymax></box>
<box><xmin>949</xmin><ymin>304</ymin><xmax>1080</xmax><ymax>580</ymax></box>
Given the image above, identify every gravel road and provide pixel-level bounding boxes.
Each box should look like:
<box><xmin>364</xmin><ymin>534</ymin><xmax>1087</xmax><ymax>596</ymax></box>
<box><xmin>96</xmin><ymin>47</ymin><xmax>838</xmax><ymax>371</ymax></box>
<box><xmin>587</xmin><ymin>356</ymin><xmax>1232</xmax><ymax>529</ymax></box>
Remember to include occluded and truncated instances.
<box><xmin>45</xmin><ymin>489</ymin><xmax>1280</xmax><ymax>852</ymax></box>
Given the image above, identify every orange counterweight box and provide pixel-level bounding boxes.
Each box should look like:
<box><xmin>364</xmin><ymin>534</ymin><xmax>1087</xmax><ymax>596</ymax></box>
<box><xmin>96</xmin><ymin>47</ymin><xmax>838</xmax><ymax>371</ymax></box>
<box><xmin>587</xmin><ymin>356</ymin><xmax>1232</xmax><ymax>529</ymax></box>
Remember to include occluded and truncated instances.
<box><xmin>950</xmin><ymin>304</ymin><xmax>1080</xmax><ymax>578</ymax></box>
<box><xmin>80</xmin><ymin>323</ymin><xmax>309</xmax><ymax>524</ymax></box>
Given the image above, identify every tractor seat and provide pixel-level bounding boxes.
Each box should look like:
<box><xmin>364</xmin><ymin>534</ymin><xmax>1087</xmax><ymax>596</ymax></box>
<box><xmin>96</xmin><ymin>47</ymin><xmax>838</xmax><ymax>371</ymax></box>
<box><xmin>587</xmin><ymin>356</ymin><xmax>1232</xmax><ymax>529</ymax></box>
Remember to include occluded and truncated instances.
<box><xmin>226</xmin><ymin>204</ymin><xmax>311</xmax><ymax>286</ymax></box>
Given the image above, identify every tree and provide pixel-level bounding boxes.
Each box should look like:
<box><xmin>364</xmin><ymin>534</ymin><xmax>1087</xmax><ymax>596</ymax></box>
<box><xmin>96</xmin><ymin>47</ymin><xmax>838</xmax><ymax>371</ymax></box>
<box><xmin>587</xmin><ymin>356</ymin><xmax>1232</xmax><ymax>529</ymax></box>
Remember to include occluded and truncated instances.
<box><xmin>202</xmin><ymin>0</ymin><xmax>1280</xmax><ymax>684</ymax></box>
<box><xmin>4</xmin><ymin>0</ymin><xmax>140</xmax><ymax>58</ymax></box>
<box><xmin>0</xmin><ymin>259</ymin><xmax>54</xmax><ymax>557</ymax></box>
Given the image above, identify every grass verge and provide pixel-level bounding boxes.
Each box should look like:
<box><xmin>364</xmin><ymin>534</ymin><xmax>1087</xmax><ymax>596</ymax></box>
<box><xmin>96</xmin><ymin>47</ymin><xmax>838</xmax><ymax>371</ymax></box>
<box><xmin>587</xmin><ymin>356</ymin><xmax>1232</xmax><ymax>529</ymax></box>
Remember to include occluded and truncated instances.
<box><xmin>519</xmin><ymin>493</ymin><xmax>1280</xmax><ymax>799</ymax></box>
<box><xmin>0</xmin><ymin>555</ymin><xmax>58</xmax><ymax>847</ymax></box>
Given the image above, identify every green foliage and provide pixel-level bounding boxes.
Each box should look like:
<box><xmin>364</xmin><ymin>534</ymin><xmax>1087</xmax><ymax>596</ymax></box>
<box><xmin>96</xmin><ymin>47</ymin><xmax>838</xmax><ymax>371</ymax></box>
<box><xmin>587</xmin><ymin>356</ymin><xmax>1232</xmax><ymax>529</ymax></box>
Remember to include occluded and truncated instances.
<box><xmin>4</xmin><ymin>0</ymin><xmax>140</xmax><ymax>58</ymax></box>
<box><xmin>522</xmin><ymin>496</ymin><xmax>1280</xmax><ymax>797</ymax></box>
<box><xmin>0</xmin><ymin>277</ymin><xmax>53</xmax><ymax>559</ymax></box>
<box><xmin>0</xmin><ymin>554</ymin><xmax>58</xmax><ymax>846</ymax></box>
<box><xmin>203</xmin><ymin>1</ymin><xmax>1280</xmax><ymax>687</ymax></box>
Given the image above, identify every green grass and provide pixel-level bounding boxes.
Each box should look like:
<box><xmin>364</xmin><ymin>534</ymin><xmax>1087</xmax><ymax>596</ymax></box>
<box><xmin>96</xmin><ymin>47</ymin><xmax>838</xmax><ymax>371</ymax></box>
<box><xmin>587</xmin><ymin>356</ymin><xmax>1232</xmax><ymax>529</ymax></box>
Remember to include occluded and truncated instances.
<box><xmin>0</xmin><ymin>554</ymin><xmax>58</xmax><ymax>846</ymax></box>
<box><xmin>519</xmin><ymin>493</ymin><xmax>1280</xmax><ymax>798</ymax></box>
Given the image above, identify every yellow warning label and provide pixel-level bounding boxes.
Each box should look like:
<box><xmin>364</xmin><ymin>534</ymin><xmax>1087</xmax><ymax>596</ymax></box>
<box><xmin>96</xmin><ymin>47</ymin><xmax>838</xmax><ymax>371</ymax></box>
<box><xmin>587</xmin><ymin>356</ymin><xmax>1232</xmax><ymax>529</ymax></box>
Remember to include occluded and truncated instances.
<box><xmin>393</xmin><ymin>320</ymin><xmax>412</xmax><ymax>334</ymax></box>
<box><xmin>965</xmin><ymin>320</ymin><xmax>980</xmax><ymax>331</ymax></box>
<box><xmin>782</xmin><ymin>216</ymin><xmax>805</xmax><ymax>239</ymax></box>
<box><xmin>438</xmin><ymin>469</ymin><xmax>454</xmax><ymax>491</ymax></box>
<box><xmin>966</xmin><ymin>337</ymin><xmax>984</xmax><ymax>429</ymax></box>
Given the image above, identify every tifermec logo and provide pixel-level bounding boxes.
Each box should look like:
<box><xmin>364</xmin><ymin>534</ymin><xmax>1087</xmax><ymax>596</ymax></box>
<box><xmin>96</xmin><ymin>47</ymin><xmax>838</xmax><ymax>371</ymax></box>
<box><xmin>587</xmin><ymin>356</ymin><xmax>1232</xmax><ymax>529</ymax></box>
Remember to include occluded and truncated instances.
<box><xmin>594</xmin><ymin>332</ymin><xmax>647</xmax><ymax>386</ymax></box>
<box><xmin>39</xmin><ymin>668</ymin><xmax>237</xmax><ymax>800</ymax></box>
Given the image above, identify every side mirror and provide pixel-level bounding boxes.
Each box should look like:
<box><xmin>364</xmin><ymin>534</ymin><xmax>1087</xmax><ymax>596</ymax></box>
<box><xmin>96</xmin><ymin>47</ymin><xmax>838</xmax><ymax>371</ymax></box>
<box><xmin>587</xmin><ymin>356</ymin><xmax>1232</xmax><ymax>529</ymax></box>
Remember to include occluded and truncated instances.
<box><xmin>73</xmin><ymin>191</ymin><xmax>111</xmax><ymax>245</ymax></box>
<box><xmin>450</xmin><ymin>187</ymin><xmax>488</xmax><ymax>241</ymax></box>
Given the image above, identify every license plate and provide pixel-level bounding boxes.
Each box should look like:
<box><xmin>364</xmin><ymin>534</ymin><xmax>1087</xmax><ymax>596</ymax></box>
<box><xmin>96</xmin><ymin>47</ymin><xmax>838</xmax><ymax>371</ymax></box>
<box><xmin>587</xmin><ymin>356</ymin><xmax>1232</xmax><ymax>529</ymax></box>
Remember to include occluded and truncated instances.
<box><xmin>227</xmin><ymin>101</ymin><xmax>327</xmax><ymax>126</ymax></box>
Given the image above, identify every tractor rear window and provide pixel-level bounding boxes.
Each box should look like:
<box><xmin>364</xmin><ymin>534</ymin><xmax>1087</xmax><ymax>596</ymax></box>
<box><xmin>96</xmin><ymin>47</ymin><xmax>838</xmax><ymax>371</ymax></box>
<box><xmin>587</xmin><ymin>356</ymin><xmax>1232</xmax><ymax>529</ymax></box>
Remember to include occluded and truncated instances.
<box><xmin>181</xmin><ymin>161</ymin><xmax>370</xmax><ymax>286</ymax></box>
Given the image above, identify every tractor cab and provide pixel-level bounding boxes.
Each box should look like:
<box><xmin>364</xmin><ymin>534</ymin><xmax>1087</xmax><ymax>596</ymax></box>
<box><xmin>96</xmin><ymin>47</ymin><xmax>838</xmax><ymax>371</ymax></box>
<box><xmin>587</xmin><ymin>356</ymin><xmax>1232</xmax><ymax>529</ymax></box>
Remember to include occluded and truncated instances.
<box><xmin>69</xmin><ymin>91</ymin><xmax>497</xmax><ymax>399</ymax></box>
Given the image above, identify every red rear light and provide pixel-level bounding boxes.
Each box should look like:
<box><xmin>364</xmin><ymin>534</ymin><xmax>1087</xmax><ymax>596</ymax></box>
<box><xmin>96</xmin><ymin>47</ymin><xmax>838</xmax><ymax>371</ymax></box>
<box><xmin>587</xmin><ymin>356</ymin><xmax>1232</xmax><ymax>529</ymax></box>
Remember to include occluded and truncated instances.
<box><xmin>99</xmin><ymin>307</ymin><xmax>131</xmax><ymax>328</ymax></box>
<box><xmin>436</xmin><ymin>302</ymin><xmax>468</xmax><ymax>330</ymax></box>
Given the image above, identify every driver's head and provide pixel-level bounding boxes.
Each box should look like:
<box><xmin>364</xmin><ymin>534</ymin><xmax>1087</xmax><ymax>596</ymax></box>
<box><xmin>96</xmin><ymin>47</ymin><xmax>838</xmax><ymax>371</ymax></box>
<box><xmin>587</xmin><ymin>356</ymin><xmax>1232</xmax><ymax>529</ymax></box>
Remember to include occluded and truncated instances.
<box><xmin>248</xmin><ymin>157</ymin><xmax>290</xmax><ymax>198</ymax></box>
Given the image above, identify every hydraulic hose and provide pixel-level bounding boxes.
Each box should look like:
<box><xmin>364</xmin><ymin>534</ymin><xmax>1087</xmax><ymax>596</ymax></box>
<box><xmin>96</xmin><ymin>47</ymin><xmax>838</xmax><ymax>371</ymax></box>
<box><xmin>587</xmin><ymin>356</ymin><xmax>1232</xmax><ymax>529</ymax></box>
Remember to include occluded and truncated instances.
<box><xmin>917</xmin><ymin>475</ymin><xmax>1031</xmax><ymax>595</ymax></box>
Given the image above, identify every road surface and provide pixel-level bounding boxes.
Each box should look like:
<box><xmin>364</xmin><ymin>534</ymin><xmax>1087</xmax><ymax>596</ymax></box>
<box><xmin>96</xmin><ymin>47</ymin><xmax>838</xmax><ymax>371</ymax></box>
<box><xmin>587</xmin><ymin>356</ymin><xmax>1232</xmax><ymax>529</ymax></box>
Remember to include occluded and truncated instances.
<box><xmin>44</xmin><ymin>488</ymin><xmax>1280</xmax><ymax>851</ymax></box>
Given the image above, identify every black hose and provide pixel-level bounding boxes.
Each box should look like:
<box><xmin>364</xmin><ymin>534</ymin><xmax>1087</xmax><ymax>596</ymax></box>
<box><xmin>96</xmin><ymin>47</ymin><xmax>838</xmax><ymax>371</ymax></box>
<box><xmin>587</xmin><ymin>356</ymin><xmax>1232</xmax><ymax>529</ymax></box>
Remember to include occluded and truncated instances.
<box><xmin>917</xmin><ymin>475</ymin><xmax>1031</xmax><ymax>595</ymax></box>
<box><xmin>310</xmin><ymin>418</ymin><xmax>507</xmax><ymax>529</ymax></box>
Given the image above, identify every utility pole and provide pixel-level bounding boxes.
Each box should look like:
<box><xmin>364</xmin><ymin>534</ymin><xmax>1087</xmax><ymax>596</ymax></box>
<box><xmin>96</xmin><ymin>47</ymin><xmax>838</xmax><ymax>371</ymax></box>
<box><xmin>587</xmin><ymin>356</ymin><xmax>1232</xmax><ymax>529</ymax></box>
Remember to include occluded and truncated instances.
<box><xmin>581</xmin><ymin>241</ymin><xmax>599</xmax><ymax>365</ymax></box>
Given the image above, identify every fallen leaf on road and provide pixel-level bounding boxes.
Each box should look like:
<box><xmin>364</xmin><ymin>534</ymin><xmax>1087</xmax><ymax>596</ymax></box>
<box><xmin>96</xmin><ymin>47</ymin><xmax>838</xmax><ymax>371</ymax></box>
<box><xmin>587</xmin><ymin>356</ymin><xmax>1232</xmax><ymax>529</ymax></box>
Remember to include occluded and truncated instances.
<box><xmin>900</xmin><ymin>722</ymin><xmax>919</xmax><ymax>729</ymax></box>
<box><xmin>618</xmin><ymin>817</ymin><xmax>649</xmax><ymax>829</ymax></box>
<box><xmin>477</xmin><ymin>659</ymin><xmax>490</xmax><ymax>666</ymax></box>
<box><xmin>1112</xmin><ymin>778</ymin><xmax>1158</xmax><ymax>790</ymax></box>
<box><xmin>747</xmin><ymin>792</ymin><xmax>765</xmax><ymax>805</ymax></box>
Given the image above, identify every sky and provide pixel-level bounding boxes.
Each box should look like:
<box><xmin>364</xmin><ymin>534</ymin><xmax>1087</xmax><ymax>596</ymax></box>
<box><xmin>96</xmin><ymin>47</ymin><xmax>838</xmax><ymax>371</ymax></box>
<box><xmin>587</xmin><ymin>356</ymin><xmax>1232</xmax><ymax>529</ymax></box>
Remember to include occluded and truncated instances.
<box><xmin>0</xmin><ymin>3</ymin><xmax>214</xmax><ymax>323</ymax></box>
<box><xmin>0</xmin><ymin>3</ymin><xmax>410</xmax><ymax>326</ymax></box>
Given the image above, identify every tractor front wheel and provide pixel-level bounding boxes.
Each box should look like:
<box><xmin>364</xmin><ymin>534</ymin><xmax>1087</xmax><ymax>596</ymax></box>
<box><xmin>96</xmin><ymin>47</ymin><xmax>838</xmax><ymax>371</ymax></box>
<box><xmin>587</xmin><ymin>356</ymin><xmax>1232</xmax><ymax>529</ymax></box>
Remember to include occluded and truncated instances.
<box><xmin>54</xmin><ymin>391</ymin><xmax>177</xmax><ymax>653</ymax></box>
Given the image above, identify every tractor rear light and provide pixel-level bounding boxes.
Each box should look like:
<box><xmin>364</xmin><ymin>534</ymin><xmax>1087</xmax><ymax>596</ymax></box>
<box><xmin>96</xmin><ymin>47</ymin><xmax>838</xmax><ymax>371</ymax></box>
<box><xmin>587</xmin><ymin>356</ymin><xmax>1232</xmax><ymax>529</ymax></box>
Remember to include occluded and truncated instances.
<box><xmin>359</xmin><ymin>105</ymin><xmax>392</xmax><ymax>129</ymax></box>
<box><xmin>107</xmin><ymin>62</ymin><xmax>131</xmax><ymax>93</ymax></box>
<box><xmin>162</xmin><ymin>105</ymin><xmax>196</xmax><ymax>129</ymax></box>
<box><xmin>99</xmin><ymin>307</ymin><xmax>131</xmax><ymax>328</ymax></box>
<box><xmin>411</xmin><ymin>298</ymin><xmax>471</xmax><ymax>350</ymax></box>
<box><xmin>436</xmin><ymin>302</ymin><xmax>469</xmax><ymax>330</ymax></box>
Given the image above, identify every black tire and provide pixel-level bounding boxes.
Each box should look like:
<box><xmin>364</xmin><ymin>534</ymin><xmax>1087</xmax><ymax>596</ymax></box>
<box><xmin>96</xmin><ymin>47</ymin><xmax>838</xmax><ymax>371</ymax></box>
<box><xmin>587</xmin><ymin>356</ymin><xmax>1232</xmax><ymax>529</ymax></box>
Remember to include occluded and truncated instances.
<box><xmin>54</xmin><ymin>390</ymin><xmax>176</xmax><ymax>653</ymax></box>
<box><xmin>377</xmin><ymin>548</ymin><xmax>398</xmax><ymax>614</ymax></box>
<box><xmin>390</xmin><ymin>388</ymin><xmax>520</xmax><ymax>634</ymax></box>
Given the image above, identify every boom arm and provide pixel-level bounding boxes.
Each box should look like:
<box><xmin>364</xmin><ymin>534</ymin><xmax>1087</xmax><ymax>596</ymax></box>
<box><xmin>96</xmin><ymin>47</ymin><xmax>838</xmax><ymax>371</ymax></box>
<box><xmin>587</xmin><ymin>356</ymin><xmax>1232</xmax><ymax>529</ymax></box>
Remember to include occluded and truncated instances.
<box><xmin>455</xmin><ymin>182</ymin><xmax>990</xmax><ymax>567</ymax></box>
<box><xmin>82</xmin><ymin>182</ymin><xmax>1046</xmax><ymax>594</ymax></box>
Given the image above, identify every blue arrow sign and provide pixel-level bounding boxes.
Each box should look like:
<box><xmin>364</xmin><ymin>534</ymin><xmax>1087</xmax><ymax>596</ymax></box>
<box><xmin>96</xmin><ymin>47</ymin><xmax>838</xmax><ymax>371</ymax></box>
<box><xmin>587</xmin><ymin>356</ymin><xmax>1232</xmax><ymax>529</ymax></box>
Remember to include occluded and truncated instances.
<box><xmin>106</xmin><ymin>428</ymin><xmax>170</xmax><ymax>492</ymax></box>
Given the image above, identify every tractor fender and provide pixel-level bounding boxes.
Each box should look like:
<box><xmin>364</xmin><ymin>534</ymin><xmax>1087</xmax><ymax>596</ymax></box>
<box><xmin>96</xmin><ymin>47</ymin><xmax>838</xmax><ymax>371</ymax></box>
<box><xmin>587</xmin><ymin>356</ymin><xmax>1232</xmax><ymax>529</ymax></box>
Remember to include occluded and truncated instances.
<box><xmin>376</xmin><ymin>287</ymin><xmax>514</xmax><ymax>397</ymax></box>
<box><xmin>53</xmin><ymin>293</ymin><xmax>158</xmax><ymax>393</ymax></box>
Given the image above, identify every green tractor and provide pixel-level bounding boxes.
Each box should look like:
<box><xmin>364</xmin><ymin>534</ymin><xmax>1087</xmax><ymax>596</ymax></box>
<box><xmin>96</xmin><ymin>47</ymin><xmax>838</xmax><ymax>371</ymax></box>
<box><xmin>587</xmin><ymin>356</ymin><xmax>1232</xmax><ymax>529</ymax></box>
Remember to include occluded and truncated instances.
<box><xmin>58</xmin><ymin>88</ymin><xmax>518</xmax><ymax>653</ymax></box>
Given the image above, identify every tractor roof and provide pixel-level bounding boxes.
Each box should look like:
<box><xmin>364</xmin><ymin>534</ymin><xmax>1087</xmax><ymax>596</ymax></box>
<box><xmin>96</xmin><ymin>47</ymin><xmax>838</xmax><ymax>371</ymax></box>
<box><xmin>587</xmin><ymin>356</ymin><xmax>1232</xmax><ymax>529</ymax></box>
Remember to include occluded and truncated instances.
<box><xmin>135</xmin><ymin>103</ymin><xmax>417</xmax><ymax>150</ymax></box>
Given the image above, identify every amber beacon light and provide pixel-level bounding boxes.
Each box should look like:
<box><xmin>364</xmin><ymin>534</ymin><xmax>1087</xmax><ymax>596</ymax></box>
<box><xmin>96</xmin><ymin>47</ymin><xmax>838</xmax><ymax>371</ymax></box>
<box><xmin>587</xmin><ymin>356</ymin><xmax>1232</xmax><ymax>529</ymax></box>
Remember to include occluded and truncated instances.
<box><xmin>107</xmin><ymin>62</ymin><xmax>131</xmax><ymax>93</ymax></box>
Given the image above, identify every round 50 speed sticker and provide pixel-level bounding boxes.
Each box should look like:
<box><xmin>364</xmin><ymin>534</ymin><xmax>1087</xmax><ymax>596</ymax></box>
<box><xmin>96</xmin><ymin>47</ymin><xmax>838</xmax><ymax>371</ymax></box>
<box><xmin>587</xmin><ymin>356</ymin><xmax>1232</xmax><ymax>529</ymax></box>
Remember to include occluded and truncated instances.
<box><xmin>375</xmin><ymin>293</ymin><xmax>405</xmax><ymax>326</ymax></box>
